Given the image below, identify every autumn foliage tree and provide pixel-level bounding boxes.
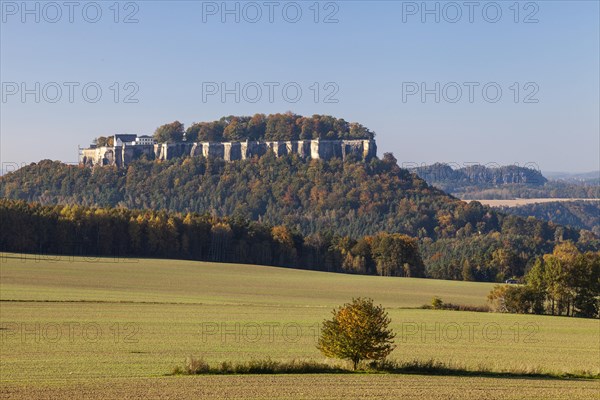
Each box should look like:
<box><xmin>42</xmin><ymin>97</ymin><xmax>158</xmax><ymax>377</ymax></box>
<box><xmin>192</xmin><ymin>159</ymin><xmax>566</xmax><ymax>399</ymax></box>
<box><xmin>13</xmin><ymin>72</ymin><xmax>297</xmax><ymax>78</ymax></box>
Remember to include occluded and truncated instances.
<box><xmin>317</xmin><ymin>298</ymin><xmax>396</xmax><ymax>370</ymax></box>
<box><xmin>488</xmin><ymin>242</ymin><xmax>600</xmax><ymax>318</ymax></box>
<box><xmin>154</xmin><ymin>121</ymin><xmax>184</xmax><ymax>143</ymax></box>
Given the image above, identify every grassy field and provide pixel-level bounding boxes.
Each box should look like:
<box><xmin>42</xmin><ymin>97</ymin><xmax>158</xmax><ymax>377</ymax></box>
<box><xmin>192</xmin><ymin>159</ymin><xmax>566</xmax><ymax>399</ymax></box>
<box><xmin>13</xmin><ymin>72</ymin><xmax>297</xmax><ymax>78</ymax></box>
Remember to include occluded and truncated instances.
<box><xmin>0</xmin><ymin>253</ymin><xmax>494</xmax><ymax>306</ymax></box>
<box><xmin>1</xmin><ymin>253</ymin><xmax>598</xmax><ymax>399</ymax></box>
<box><xmin>2</xmin><ymin>375</ymin><xmax>598</xmax><ymax>400</ymax></box>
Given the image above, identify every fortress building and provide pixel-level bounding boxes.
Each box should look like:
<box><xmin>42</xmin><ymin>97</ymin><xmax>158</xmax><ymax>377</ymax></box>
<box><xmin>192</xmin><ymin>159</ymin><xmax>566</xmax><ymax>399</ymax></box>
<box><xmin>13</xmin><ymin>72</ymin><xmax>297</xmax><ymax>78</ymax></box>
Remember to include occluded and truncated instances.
<box><xmin>79</xmin><ymin>135</ymin><xmax>377</xmax><ymax>168</ymax></box>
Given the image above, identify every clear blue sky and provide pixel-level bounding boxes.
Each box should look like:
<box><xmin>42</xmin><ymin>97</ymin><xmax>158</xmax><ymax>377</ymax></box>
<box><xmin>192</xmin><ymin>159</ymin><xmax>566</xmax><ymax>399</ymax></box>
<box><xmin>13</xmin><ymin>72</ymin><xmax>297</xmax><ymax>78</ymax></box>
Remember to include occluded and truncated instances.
<box><xmin>1</xmin><ymin>0</ymin><xmax>598</xmax><ymax>173</ymax></box>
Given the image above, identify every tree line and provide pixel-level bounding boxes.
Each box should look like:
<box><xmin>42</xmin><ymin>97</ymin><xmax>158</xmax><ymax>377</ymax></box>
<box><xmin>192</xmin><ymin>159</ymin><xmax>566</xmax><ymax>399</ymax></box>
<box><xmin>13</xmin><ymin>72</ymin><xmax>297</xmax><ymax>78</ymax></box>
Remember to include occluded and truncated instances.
<box><xmin>488</xmin><ymin>242</ymin><xmax>600</xmax><ymax>318</ymax></box>
<box><xmin>0</xmin><ymin>199</ymin><xmax>425</xmax><ymax>277</ymax></box>
<box><xmin>151</xmin><ymin>113</ymin><xmax>375</xmax><ymax>143</ymax></box>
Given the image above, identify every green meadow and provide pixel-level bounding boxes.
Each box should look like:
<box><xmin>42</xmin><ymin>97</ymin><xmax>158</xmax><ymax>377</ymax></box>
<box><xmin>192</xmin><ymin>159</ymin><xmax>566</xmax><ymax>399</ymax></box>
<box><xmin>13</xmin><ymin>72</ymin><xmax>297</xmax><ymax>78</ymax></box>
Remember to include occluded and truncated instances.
<box><xmin>1</xmin><ymin>253</ymin><xmax>598</xmax><ymax>399</ymax></box>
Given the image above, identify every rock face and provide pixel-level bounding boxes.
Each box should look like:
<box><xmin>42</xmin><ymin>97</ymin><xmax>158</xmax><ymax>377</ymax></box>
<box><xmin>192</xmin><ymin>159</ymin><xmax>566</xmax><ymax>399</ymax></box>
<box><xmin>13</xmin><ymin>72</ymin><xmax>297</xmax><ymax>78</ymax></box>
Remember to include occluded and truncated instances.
<box><xmin>80</xmin><ymin>139</ymin><xmax>377</xmax><ymax>168</ymax></box>
<box><xmin>81</xmin><ymin>145</ymin><xmax>155</xmax><ymax>168</ymax></box>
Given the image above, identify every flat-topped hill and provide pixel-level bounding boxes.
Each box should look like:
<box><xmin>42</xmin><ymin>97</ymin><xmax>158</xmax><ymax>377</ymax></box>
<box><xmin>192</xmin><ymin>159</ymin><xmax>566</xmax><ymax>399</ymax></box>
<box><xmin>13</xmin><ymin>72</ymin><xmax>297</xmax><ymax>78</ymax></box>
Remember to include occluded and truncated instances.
<box><xmin>80</xmin><ymin>138</ymin><xmax>377</xmax><ymax>168</ymax></box>
<box><xmin>82</xmin><ymin>113</ymin><xmax>377</xmax><ymax>167</ymax></box>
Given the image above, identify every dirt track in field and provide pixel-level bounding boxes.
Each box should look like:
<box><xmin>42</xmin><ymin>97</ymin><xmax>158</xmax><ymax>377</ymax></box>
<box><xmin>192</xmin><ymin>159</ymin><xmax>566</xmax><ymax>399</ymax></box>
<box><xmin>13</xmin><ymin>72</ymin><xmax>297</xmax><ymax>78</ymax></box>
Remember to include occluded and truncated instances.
<box><xmin>2</xmin><ymin>375</ymin><xmax>598</xmax><ymax>400</ymax></box>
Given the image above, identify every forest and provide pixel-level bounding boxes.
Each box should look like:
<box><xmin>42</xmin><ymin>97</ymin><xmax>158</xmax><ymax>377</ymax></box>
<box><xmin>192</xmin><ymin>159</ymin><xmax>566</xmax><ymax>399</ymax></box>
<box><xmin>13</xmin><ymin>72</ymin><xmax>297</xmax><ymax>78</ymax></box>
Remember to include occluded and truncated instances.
<box><xmin>500</xmin><ymin>200</ymin><xmax>600</xmax><ymax>236</ymax></box>
<box><xmin>412</xmin><ymin>163</ymin><xmax>599</xmax><ymax>199</ymax></box>
<box><xmin>0</xmin><ymin>199</ymin><xmax>424</xmax><ymax>277</ymax></box>
<box><xmin>92</xmin><ymin>114</ymin><xmax>375</xmax><ymax>147</ymax></box>
<box><xmin>151</xmin><ymin>113</ymin><xmax>375</xmax><ymax>143</ymax></box>
<box><xmin>2</xmin><ymin>154</ymin><xmax>597</xmax><ymax>282</ymax></box>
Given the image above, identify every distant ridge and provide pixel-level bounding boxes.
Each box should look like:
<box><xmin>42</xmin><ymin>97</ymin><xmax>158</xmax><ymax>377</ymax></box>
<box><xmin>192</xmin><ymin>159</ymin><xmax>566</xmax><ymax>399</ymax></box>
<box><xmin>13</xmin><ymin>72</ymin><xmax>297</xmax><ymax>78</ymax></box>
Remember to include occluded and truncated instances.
<box><xmin>411</xmin><ymin>163</ymin><xmax>547</xmax><ymax>189</ymax></box>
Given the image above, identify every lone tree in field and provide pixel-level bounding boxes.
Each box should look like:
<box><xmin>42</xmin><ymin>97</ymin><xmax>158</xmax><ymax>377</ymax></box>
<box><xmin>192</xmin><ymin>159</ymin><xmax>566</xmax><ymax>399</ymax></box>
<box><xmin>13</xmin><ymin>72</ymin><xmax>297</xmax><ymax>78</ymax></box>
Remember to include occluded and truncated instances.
<box><xmin>317</xmin><ymin>297</ymin><xmax>396</xmax><ymax>370</ymax></box>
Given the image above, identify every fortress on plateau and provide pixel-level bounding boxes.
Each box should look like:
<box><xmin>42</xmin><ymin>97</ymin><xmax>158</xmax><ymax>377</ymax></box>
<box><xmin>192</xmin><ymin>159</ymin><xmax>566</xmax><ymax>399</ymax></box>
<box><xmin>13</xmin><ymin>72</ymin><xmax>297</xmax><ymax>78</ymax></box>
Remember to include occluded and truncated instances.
<box><xmin>79</xmin><ymin>134</ymin><xmax>378</xmax><ymax>168</ymax></box>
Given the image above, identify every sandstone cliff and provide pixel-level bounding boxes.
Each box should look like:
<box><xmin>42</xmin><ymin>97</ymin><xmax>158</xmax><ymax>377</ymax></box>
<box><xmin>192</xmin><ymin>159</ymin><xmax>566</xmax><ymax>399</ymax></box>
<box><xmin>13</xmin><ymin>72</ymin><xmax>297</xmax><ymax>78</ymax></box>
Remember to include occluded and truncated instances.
<box><xmin>81</xmin><ymin>139</ymin><xmax>377</xmax><ymax>167</ymax></box>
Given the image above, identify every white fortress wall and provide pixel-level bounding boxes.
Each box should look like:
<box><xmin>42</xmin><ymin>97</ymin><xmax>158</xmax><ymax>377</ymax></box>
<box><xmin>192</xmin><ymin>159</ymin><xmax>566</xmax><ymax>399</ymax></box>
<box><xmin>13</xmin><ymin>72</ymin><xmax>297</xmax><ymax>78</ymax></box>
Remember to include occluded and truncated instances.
<box><xmin>81</xmin><ymin>139</ymin><xmax>377</xmax><ymax>167</ymax></box>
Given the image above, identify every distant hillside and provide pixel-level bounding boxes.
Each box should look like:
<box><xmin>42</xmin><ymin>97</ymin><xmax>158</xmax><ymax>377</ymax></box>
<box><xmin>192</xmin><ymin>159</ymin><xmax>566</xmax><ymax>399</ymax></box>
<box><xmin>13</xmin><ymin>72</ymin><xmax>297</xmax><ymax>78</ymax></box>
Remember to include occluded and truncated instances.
<box><xmin>412</xmin><ymin>163</ymin><xmax>547</xmax><ymax>190</ymax></box>
<box><xmin>412</xmin><ymin>163</ymin><xmax>598</xmax><ymax>200</ymax></box>
<box><xmin>1</xmin><ymin>154</ymin><xmax>595</xmax><ymax>282</ymax></box>
<box><xmin>1</xmin><ymin>156</ymin><xmax>454</xmax><ymax>239</ymax></box>
<box><xmin>500</xmin><ymin>200</ymin><xmax>600</xmax><ymax>236</ymax></box>
<box><xmin>544</xmin><ymin>171</ymin><xmax>600</xmax><ymax>185</ymax></box>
